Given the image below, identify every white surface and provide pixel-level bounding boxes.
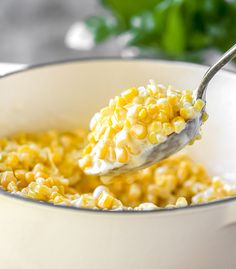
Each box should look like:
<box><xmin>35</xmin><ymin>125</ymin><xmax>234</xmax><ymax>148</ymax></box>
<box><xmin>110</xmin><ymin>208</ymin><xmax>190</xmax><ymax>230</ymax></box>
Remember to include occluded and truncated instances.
<box><xmin>0</xmin><ymin>60</ymin><xmax>235</xmax><ymax>269</ymax></box>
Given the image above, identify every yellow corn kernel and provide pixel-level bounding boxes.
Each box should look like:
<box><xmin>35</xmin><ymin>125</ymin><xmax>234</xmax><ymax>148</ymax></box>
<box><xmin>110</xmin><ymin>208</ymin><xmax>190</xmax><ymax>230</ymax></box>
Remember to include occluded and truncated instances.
<box><xmin>115</xmin><ymin>96</ymin><xmax>126</xmax><ymax>107</ymax></box>
<box><xmin>115</xmin><ymin>147</ymin><xmax>129</xmax><ymax>163</ymax></box>
<box><xmin>157</xmin><ymin>111</ymin><xmax>169</xmax><ymax>122</ymax></box>
<box><xmin>107</xmin><ymin>146</ymin><xmax>116</xmax><ymax>162</ymax></box>
<box><xmin>7</xmin><ymin>181</ymin><xmax>18</xmax><ymax>192</ymax></box>
<box><xmin>156</xmin><ymin>99</ymin><xmax>172</xmax><ymax>115</ymax></box>
<box><xmin>135</xmin><ymin>202</ymin><xmax>158</xmax><ymax>211</ymax></box>
<box><xmin>121</xmin><ymin>87</ymin><xmax>138</xmax><ymax>103</ymax></box>
<box><xmin>202</xmin><ymin>111</ymin><xmax>208</xmax><ymax>122</ymax></box>
<box><xmin>88</xmin><ymin>133</ymin><xmax>96</xmax><ymax>143</ymax></box>
<box><xmin>114</xmin><ymin>107</ymin><xmax>126</xmax><ymax>121</ymax></box>
<box><xmin>36</xmin><ymin>184</ymin><xmax>52</xmax><ymax>197</ymax></box>
<box><xmin>145</xmin><ymin>97</ymin><xmax>156</xmax><ymax>105</ymax></box>
<box><xmin>130</xmin><ymin>124</ymin><xmax>147</xmax><ymax>140</ymax></box>
<box><xmin>128</xmin><ymin>183</ymin><xmax>141</xmax><ymax>201</ymax></box>
<box><xmin>102</xmin><ymin>127</ymin><xmax>114</xmax><ymax>141</ymax></box>
<box><xmin>1</xmin><ymin>171</ymin><xmax>17</xmax><ymax>189</ymax></box>
<box><xmin>148</xmin><ymin>132</ymin><xmax>158</xmax><ymax>144</ymax></box>
<box><xmin>34</xmin><ymin>171</ymin><xmax>48</xmax><ymax>179</ymax></box>
<box><xmin>89</xmin><ymin>114</ymin><xmax>99</xmax><ymax>131</ymax></box>
<box><xmin>115</xmin><ymin>130</ymin><xmax>130</xmax><ymax>147</ymax></box>
<box><xmin>175</xmin><ymin>197</ymin><xmax>188</xmax><ymax>207</ymax></box>
<box><xmin>94</xmin><ymin>125</ymin><xmax>106</xmax><ymax>141</ymax></box>
<box><xmin>180</xmin><ymin>106</ymin><xmax>195</xmax><ymax>120</ymax></box>
<box><xmin>100</xmin><ymin>107</ymin><xmax>111</xmax><ymax>117</ymax></box>
<box><xmin>5</xmin><ymin>153</ymin><xmax>19</xmax><ymax>168</ymax></box>
<box><xmin>147</xmin><ymin>104</ymin><xmax>159</xmax><ymax>115</ymax></box>
<box><xmin>25</xmin><ymin>172</ymin><xmax>35</xmax><ymax>183</ymax></box>
<box><xmin>33</xmin><ymin>163</ymin><xmax>46</xmax><ymax>173</ymax></box>
<box><xmin>138</xmin><ymin>108</ymin><xmax>148</xmax><ymax>120</ymax></box>
<box><xmin>167</xmin><ymin>95</ymin><xmax>178</xmax><ymax>105</ymax></box>
<box><xmin>14</xmin><ymin>169</ymin><xmax>26</xmax><ymax>181</ymax></box>
<box><xmin>133</xmin><ymin>96</ymin><xmax>144</xmax><ymax>104</ymax></box>
<box><xmin>149</xmin><ymin>121</ymin><xmax>162</xmax><ymax>133</ymax></box>
<box><xmin>125</xmin><ymin>141</ymin><xmax>141</xmax><ymax>155</ymax></box>
<box><xmin>51</xmin><ymin>151</ymin><xmax>62</xmax><ymax>164</ymax></box>
<box><xmin>148</xmin><ymin>132</ymin><xmax>167</xmax><ymax>145</ymax></box>
<box><xmin>98</xmin><ymin>143</ymin><xmax>108</xmax><ymax>159</ymax></box>
<box><xmin>124</xmin><ymin>119</ymin><xmax>132</xmax><ymax>129</ymax></box>
<box><xmin>172</xmin><ymin>117</ymin><xmax>186</xmax><ymax>133</ymax></box>
<box><xmin>180</xmin><ymin>93</ymin><xmax>193</xmax><ymax>103</ymax></box>
<box><xmin>74</xmin><ymin>194</ymin><xmax>96</xmax><ymax>208</ymax></box>
<box><xmin>162</xmin><ymin>122</ymin><xmax>174</xmax><ymax>136</ymax></box>
<box><xmin>194</xmin><ymin>99</ymin><xmax>205</xmax><ymax>112</ymax></box>
<box><xmin>78</xmin><ymin>155</ymin><xmax>92</xmax><ymax>169</ymax></box>
<box><xmin>50</xmin><ymin>191</ymin><xmax>59</xmax><ymax>200</ymax></box>
<box><xmin>183</xmin><ymin>89</ymin><xmax>192</xmax><ymax>95</ymax></box>
<box><xmin>83</xmin><ymin>144</ymin><xmax>93</xmax><ymax>155</ymax></box>
<box><xmin>97</xmin><ymin>191</ymin><xmax>114</xmax><ymax>209</ymax></box>
<box><xmin>54</xmin><ymin>195</ymin><xmax>66</xmax><ymax>204</ymax></box>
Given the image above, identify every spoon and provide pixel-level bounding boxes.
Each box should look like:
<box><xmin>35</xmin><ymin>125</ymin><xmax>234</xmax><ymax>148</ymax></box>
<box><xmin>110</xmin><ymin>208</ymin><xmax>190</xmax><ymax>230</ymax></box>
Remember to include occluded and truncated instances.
<box><xmin>102</xmin><ymin>43</ymin><xmax>236</xmax><ymax>176</ymax></box>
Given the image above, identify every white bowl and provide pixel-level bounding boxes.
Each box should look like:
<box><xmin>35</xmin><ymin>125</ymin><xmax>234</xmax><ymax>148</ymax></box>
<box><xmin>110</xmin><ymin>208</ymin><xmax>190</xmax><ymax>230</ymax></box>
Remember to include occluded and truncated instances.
<box><xmin>0</xmin><ymin>59</ymin><xmax>236</xmax><ymax>269</ymax></box>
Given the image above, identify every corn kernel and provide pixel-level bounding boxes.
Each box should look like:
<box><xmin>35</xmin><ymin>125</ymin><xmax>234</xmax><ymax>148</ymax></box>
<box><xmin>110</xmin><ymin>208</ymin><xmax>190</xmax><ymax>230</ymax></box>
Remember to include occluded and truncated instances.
<box><xmin>180</xmin><ymin>106</ymin><xmax>195</xmax><ymax>120</ymax></box>
<box><xmin>115</xmin><ymin>96</ymin><xmax>126</xmax><ymax>107</ymax></box>
<box><xmin>78</xmin><ymin>155</ymin><xmax>92</xmax><ymax>169</ymax></box>
<box><xmin>145</xmin><ymin>97</ymin><xmax>156</xmax><ymax>105</ymax></box>
<box><xmin>167</xmin><ymin>95</ymin><xmax>178</xmax><ymax>105</ymax></box>
<box><xmin>149</xmin><ymin>121</ymin><xmax>162</xmax><ymax>133</ymax></box>
<box><xmin>130</xmin><ymin>124</ymin><xmax>147</xmax><ymax>140</ymax></box>
<box><xmin>83</xmin><ymin>144</ymin><xmax>93</xmax><ymax>155</ymax></box>
<box><xmin>124</xmin><ymin>119</ymin><xmax>132</xmax><ymax>129</ymax></box>
<box><xmin>103</xmin><ymin>127</ymin><xmax>115</xmax><ymax>139</ymax></box>
<box><xmin>175</xmin><ymin>197</ymin><xmax>188</xmax><ymax>207</ymax></box>
<box><xmin>107</xmin><ymin>146</ymin><xmax>116</xmax><ymax>162</ymax></box>
<box><xmin>115</xmin><ymin>130</ymin><xmax>130</xmax><ymax>147</ymax></box>
<box><xmin>138</xmin><ymin>108</ymin><xmax>148</xmax><ymax>120</ymax></box>
<box><xmin>25</xmin><ymin>172</ymin><xmax>35</xmax><ymax>183</ymax></box>
<box><xmin>115</xmin><ymin>147</ymin><xmax>129</xmax><ymax>163</ymax></box>
<box><xmin>98</xmin><ymin>143</ymin><xmax>108</xmax><ymax>159</ymax></box>
<box><xmin>172</xmin><ymin>117</ymin><xmax>186</xmax><ymax>133</ymax></box>
<box><xmin>202</xmin><ymin>111</ymin><xmax>209</xmax><ymax>122</ymax></box>
<box><xmin>97</xmin><ymin>191</ymin><xmax>114</xmax><ymax>209</ymax></box>
<box><xmin>194</xmin><ymin>99</ymin><xmax>205</xmax><ymax>112</ymax></box>
<box><xmin>133</xmin><ymin>96</ymin><xmax>144</xmax><ymax>104</ymax></box>
<box><xmin>135</xmin><ymin>203</ymin><xmax>158</xmax><ymax>211</ymax></box>
<box><xmin>14</xmin><ymin>170</ymin><xmax>26</xmax><ymax>181</ymax></box>
<box><xmin>157</xmin><ymin>111</ymin><xmax>169</xmax><ymax>122</ymax></box>
<box><xmin>100</xmin><ymin>107</ymin><xmax>112</xmax><ymax>117</ymax></box>
<box><xmin>147</xmin><ymin>104</ymin><xmax>159</xmax><ymax>115</ymax></box>
<box><xmin>148</xmin><ymin>132</ymin><xmax>158</xmax><ymax>144</ymax></box>
<box><xmin>180</xmin><ymin>93</ymin><xmax>193</xmax><ymax>103</ymax></box>
<box><xmin>1</xmin><ymin>171</ymin><xmax>17</xmax><ymax>189</ymax></box>
<box><xmin>162</xmin><ymin>123</ymin><xmax>174</xmax><ymax>136</ymax></box>
<box><xmin>121</xmin><ymin>87</ymin><xmax>138</xmax><ymax>103</ymax></box>
<box><xmin>93</xmin><ymin>185</ymin><xmax>109</xmax><ymax>199</ymax></box>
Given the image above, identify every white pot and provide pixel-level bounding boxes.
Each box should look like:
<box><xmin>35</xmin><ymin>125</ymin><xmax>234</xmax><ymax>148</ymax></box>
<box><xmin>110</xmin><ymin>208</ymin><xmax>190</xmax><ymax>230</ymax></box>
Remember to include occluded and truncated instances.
<box><xmin>0</xmin><ymin>59</ymin><xmax>235</xmax><ymax>269</ymax></box>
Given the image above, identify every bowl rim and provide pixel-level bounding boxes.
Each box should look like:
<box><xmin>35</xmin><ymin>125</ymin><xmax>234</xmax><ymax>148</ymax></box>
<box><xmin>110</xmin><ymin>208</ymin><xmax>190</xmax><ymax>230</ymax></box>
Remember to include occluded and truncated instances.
<box><xmin>0</xmin><ymin>56</ymin><xmax>236</xmax><ymax>215</ymax></box>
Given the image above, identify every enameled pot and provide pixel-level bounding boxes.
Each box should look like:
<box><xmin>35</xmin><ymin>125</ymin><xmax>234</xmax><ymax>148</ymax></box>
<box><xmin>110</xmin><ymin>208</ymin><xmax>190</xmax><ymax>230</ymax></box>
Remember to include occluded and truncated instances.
<box><xmin>0</xmin><ymin>59</ymin><xmax>236</xmax><ymax>269</ymax></box>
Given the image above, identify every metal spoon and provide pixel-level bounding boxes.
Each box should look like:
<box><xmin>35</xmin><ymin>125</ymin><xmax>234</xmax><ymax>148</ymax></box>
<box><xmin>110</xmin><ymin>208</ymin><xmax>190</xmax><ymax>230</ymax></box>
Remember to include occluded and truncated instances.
<box><xmin>100</xmin><ymin>43</ymin><xmax>236</xmax><ymax>176</ymax></box>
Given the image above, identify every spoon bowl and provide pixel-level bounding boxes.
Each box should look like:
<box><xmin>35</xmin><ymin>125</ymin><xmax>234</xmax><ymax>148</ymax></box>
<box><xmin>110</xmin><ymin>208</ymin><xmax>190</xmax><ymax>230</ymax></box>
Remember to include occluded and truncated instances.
<box><xmin>101</xmin><ymin>114</ymin><xmax>202</xmax><ymax>176</ymax></box>
<box><xmin>100</xmin><ymin>43</ymin><xmax>236</xmax><ymax>176</ymax></box>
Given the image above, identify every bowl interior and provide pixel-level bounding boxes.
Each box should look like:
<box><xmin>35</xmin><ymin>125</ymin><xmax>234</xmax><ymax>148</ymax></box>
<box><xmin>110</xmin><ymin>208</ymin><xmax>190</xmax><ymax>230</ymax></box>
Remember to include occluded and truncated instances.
<box><xmin>0</xmin><ymin>59</ymin><xmax>235</xmax><ymax>178</ymax></box>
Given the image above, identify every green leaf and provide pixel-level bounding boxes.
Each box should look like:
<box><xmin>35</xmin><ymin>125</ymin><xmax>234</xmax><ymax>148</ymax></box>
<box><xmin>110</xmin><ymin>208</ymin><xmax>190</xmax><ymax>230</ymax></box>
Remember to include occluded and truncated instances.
<box><xmin>101</xmin><ymin>0</ymin><xmax>159</xmax><ymax>23</ymax></box>
<box><xmin>161</xmin><ymin>1</ymin><xmax>186</xmax><ymax>56</ymax></box>
<box><xmin>85</xmin><ymin>16</ymin><xmax>120</xmax><ymax>43</ymax></box>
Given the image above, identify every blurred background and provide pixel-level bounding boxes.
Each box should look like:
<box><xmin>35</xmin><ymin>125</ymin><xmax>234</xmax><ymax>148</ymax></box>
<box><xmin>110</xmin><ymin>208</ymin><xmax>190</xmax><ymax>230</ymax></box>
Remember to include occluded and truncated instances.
<box><xmin>0</xmin><ymin>0</ymin><xmax>235</xmax><ymax>68</ymax></box>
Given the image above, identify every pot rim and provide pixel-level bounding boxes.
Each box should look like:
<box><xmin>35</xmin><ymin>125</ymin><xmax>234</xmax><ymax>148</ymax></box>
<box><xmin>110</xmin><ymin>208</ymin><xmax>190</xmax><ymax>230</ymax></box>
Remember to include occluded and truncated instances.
<box><xmin>1</xmin><ymin>56</ymin><xmax>236</xmax><ymax>215</ymax></box>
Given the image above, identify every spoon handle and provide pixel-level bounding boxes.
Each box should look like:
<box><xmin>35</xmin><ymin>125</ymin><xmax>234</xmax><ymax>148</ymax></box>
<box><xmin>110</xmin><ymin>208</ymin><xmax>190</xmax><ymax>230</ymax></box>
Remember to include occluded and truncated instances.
<box><xmin>197</xmin><ymin>43</ymin><xmax>236</xmax><ymax>100</ymax></box>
